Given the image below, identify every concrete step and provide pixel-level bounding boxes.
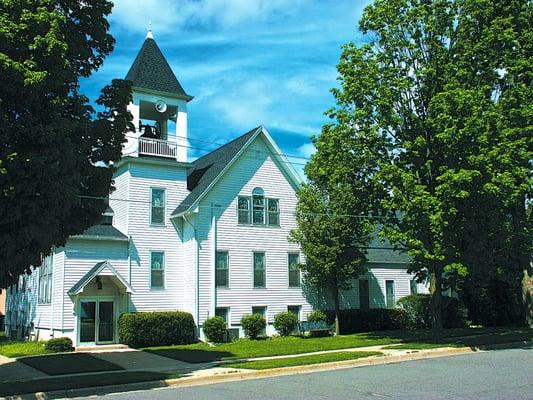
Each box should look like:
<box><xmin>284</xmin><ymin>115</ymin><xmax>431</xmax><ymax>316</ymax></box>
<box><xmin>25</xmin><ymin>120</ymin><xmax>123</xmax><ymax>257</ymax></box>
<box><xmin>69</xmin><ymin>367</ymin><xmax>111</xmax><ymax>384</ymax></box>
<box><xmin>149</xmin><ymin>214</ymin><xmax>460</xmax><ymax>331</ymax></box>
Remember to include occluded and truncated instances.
<box><xmin>75</xmin><ymin>344</ymin><xmax>131</xmax><ymax>352</ymax></box>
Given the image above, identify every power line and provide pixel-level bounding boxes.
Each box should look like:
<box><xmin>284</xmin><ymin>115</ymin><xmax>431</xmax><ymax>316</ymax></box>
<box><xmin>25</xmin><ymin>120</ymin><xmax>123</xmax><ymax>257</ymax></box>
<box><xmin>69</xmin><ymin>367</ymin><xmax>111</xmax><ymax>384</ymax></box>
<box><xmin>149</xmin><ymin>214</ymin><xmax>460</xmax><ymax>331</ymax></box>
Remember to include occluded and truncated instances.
<box><xmin>77</xmin><ymin>194</ymin><xmax>393</xmax><ymax>219</ymax></box>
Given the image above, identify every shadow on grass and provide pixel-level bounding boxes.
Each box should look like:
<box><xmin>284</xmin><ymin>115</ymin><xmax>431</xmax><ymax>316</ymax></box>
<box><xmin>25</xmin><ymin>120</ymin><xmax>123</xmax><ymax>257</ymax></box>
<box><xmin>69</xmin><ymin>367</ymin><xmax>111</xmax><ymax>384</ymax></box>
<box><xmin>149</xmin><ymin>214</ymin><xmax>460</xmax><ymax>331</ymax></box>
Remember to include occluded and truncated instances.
<box><xmin>145</xmin><ymin>348</ymin><xmax>235</xmax><ymax>363</ymax></box>
<box><xmin>18</xmin><ymin>352</ymin><xmax>124</xmax><ymax>375</ymax></box>
<box><xmin>364</xmin><ymin>326</ymin><xmax>533</xmax><ymax>351</ymax></box>
<box><xmin>0</xmin><ymin>370</ymin><xmax>175</xmax><ymax>397</ymax></box>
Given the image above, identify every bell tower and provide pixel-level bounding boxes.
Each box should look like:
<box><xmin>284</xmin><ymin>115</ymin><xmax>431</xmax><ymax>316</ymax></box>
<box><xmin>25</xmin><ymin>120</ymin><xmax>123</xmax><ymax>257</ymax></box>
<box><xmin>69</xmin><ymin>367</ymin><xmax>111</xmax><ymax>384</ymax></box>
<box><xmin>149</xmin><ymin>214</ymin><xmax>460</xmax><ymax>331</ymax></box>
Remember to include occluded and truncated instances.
<box><xmin>123</xmin><ymin>28</ymin><xmax>193</xmax><ymax>162</ymax></box>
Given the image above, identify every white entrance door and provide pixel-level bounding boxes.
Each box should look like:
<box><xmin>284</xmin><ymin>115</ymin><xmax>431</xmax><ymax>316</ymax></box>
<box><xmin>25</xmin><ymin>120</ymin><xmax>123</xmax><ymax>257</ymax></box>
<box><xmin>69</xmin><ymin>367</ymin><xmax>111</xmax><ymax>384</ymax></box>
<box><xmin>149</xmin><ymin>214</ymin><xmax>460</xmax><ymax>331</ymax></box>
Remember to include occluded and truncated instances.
<box><xmin>79</xmin><ymin>300</ymin><xmax>115</xmax><ymax>344</ymax></box>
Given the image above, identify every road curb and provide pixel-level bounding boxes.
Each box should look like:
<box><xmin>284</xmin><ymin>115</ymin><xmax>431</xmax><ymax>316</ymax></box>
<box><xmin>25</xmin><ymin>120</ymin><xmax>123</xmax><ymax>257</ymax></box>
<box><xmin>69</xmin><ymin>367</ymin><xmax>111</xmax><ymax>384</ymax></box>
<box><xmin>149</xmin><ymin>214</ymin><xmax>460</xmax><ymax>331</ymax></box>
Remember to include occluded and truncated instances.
<box><xmin>3</xmin><ymin>346</ymin><xmax>481</xmax><ymax>399</ymax></box>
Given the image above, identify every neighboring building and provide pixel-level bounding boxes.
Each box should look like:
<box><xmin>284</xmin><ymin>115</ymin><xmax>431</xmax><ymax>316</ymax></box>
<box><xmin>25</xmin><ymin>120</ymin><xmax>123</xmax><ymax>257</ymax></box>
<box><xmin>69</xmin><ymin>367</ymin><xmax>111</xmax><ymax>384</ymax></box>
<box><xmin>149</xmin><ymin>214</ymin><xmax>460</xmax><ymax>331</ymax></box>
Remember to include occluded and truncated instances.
<box><xmin>5</xmin><ymin>31</ymin><xmax>427</xmax><ymax>346</ymax></box>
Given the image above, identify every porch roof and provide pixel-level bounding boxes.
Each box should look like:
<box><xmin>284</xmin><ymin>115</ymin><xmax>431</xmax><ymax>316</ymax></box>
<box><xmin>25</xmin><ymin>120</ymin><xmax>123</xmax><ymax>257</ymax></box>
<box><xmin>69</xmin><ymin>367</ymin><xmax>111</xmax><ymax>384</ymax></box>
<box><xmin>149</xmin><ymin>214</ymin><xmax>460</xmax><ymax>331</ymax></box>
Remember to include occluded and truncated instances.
<box><xmin>68</xmin><ymin>261</ymin><xmax>134</xmax><ymax>295</ymax></box>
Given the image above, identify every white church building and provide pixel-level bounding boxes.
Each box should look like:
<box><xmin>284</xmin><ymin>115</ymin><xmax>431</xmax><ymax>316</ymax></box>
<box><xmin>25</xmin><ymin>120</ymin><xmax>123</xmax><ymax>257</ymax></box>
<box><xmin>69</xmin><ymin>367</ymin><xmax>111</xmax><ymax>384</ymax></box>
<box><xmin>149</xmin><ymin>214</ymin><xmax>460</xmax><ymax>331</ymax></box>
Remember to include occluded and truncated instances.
<box><xmin>5</xmin><ymin>32</ymin><xmax>425</xmax><ymax>346</ymax></box>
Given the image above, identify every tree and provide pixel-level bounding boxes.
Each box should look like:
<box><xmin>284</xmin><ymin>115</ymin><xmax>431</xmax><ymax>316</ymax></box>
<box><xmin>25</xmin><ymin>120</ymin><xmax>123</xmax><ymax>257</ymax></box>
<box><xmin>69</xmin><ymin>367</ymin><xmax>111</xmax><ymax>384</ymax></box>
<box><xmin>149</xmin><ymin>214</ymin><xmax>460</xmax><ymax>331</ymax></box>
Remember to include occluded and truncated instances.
<box><xmin>0</xmin><ymin>0</ymin><xmax>133</xmax><ymax>285</ymax></box>
<box><xmin>327</xmin><ymin>0</ymin><xmax>531</xmax><ymax>338</ymax></box>
<box><xmin>290</xmin><ymin>120</ymin><xmax>386</xmax><ymax>335</ymax></box>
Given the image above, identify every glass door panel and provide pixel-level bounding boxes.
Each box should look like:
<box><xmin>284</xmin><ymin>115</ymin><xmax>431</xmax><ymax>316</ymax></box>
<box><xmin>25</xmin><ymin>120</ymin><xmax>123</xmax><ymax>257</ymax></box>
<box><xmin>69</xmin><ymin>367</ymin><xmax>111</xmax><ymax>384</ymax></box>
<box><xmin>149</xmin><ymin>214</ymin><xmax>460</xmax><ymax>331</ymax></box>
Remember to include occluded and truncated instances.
<box><xmin>80</xmin><ymin>301</ymin><xmax>96</xmax><ymax>342</ymax></box>
<box><xmin>98</xmin><ymin>301</ymin><xmax>114</xmax><ymax>343</ymax></box>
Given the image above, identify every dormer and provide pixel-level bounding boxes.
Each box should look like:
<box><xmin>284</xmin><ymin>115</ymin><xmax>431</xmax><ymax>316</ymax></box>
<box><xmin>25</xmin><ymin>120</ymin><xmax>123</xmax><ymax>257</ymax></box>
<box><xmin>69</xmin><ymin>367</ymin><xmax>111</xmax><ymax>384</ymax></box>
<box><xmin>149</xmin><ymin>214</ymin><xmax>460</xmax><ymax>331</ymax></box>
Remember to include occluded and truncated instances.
<box><xmin>123</xmin><ymin>29</ymin><xmax>193</xmax><ymax>162</ymax></box>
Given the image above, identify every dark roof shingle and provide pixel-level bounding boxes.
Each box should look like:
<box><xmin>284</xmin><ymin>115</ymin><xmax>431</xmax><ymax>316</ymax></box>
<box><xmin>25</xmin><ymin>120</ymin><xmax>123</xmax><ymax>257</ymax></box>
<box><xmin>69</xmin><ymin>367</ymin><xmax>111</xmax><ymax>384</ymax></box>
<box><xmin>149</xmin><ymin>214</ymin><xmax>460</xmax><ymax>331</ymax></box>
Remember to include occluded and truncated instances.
<box><xmin>172</xmin><ymin>127</ymin><xmax>262</xmax><ymax>216</ymax></box>
<box><xmin>125</xmin><ymin>37</ymin><xmax>192</xmax><ymax>99</ymax></box>
<box><xmin>74</xmin><ymin>224</ymin><xmax>129</xmax><ymax>241</ymax></box>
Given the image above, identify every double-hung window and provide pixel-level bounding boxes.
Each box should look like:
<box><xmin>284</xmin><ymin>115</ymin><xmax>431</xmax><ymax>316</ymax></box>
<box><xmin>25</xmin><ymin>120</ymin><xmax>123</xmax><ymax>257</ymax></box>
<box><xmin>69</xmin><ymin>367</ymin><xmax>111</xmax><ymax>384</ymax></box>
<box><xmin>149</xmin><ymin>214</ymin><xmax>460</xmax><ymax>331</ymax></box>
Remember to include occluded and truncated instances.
<box><xmin>238</xmin><ymin>197</ymin><xmax>250</xmax><ymax>224</ymax></box>
<box><xmin>267</xmin><ymin>199</ymin><xmax>280</xmax><ymax>226</ymax></box>
<box><xmin>38</xmin><ymin>255</ymin><xmax>53</xmax><ymax>304</ymax></box>
<box><xmin>150</xmin><ymin>251</ymin><xmax>165</xmax><ymax>289</ymax></box>
<box><xmin>288</xmin><ymin>253</ymin><xmax>300</xmax><ymax>287</ymax></box>
<box><xmin>151</xmin><ymin>188</ymin><xmax>166</xmax><ymax>225</ymax></box>
<box><xmin>253</xmin><ymin>252</ymin><xmax>266</xmax><ymax>288</ymax></box>
<box><xmin>215</xmin><ymin>251</ymin><xmax>229</xmax><ymax>287</ymax></box>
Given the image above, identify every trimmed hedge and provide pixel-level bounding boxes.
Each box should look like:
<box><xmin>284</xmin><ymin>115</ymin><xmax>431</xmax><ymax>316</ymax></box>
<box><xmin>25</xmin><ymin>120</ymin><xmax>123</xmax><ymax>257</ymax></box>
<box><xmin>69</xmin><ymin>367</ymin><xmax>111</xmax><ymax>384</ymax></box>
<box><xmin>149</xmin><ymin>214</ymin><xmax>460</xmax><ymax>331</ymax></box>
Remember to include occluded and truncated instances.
<box><xmin>203</xmin><ymin>316</ymin><xmax>227</xmax><ymax>343</ymax></box>
<box><xmin>398</xmin><ymin>294</ymin><xmax>469</xmax><ymax>330</ymax></box>
<box><xmin>45</xmin><ymin>337</ymin><xmax>74</xmax><ymax>353</ymax></box>
<box><xmin>241</xmin><ymin>314</ymin><xmax>267</xmax><ymax>340</ymax></box>
<box><xmin>274</xmin><ymin>312</ymin><xmax>299</xmax><ymax>336</ymax></box>
<box><xmin>324</xmin><ymin>309</ymin><xmax>408</xmax><ymax>334</ymax></box>
<box><xmin>118</xmin><ymin>311</ymin><xmax>196</xmax><ymax>348</ymax></box>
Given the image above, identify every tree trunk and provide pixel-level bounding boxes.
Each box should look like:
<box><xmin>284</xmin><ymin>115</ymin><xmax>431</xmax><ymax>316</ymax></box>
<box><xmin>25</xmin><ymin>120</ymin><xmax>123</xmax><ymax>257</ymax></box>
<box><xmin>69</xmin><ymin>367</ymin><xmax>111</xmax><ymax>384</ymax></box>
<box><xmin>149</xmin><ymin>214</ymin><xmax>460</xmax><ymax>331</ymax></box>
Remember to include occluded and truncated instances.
<box><xmin>333</xmin><ymin>286</ymin><xmax>340</xmax><ymax>336</ymax></box>
<box><xmin>430</xmin><ymin>267</ymin><xmax>443</xmax><ymax>342</ymax></box>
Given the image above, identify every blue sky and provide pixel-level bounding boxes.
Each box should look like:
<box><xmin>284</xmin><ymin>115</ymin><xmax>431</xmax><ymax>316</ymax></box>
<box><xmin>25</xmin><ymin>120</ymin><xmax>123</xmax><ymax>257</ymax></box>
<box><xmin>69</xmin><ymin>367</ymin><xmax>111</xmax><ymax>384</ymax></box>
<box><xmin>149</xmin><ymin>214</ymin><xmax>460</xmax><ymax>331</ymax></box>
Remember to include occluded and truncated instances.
<box><xmin>80</xmin><ymin>0</ymin><xmax>372</xmax><ymax>177</ymax></box>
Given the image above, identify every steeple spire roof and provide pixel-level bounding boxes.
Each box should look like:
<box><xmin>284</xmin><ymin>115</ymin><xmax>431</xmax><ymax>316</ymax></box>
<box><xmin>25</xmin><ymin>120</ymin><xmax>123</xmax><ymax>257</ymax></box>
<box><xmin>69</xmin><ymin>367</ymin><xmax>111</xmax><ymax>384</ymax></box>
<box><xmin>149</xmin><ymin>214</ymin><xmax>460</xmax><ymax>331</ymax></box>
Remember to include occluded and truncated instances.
<box><xmin>125</xmin><ymin>34</ymin><xmax>192</xmax><ymax>101</ymax></box>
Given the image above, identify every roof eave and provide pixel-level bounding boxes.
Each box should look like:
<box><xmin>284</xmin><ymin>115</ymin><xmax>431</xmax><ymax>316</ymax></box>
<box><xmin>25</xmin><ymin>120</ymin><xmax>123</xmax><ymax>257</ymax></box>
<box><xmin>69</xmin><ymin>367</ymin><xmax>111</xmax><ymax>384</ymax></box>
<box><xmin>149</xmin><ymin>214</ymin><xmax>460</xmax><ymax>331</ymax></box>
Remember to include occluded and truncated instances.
<box><xmin>131</xmin><ymin>86</ymin><xmax>194</xmax><ymax>102</ymax></box>
<box><xmin>70</xmin><ymin>235</ymin><xmax>129</xmax><ymax>242</ymax></box>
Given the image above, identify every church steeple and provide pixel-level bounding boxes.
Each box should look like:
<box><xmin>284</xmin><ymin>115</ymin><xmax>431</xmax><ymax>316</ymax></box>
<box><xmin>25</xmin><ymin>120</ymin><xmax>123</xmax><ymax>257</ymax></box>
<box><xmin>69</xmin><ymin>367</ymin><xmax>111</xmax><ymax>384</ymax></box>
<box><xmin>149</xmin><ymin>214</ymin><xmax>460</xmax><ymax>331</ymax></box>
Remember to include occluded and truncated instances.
<box><xmin>123</xmin><ymin>32</ymin><xmax>192</xmax><ymax>163</ymax></box>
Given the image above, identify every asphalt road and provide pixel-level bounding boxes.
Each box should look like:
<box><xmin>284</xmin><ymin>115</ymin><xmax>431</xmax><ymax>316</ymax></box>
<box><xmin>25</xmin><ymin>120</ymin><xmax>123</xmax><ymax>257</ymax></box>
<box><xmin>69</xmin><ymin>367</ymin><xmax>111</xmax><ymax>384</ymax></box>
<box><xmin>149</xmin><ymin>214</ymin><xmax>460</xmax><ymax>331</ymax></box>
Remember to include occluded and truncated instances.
<box><xmin>83</xmin><ymin>348</ymin><xmax>533</xmax><ymax>400</ymax></box>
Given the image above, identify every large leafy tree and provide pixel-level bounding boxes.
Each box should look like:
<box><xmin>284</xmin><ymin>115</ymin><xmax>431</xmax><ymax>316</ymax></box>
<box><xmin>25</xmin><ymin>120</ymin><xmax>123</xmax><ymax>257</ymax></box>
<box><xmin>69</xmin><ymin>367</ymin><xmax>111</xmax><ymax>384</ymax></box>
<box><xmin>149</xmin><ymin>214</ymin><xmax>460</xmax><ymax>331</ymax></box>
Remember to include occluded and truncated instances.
<box><xmin>328</xmin><ymin>0</ymin><xmax>531</xmax><ymax>337</ymax></box>
<box><xmin>0</xmin><ymin>0</ymin><xmax>133</xmax><ymax>285</ymax></box>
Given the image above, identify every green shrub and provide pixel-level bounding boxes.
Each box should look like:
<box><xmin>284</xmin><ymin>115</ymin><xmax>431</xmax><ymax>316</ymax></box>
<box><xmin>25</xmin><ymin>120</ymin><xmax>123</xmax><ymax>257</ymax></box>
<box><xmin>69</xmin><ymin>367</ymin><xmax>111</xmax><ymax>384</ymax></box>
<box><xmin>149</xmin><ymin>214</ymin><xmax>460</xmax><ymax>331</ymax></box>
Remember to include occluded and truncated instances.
<box><xmin>398</xmin><ymin>294</ymin><xmax>432</xmax><ymax>329</ymax></box>
<box><xmin>324</xmin><ymin>309</ymin><xmax>408</xmax><ymax>334</ymax></box>
<box><xmin>397</xmin><ymin>294</ymin><xmax>469</xmax><ymax>330</ymax></box>
<box><xmin>45</xmin><ymin>337</ymin><xmax>73</xmax><ymax>353</ymax></box>
<box><xmin>307</xmin><ymin>310</ymin><xmax>328</xmax><ymax>324</ymax></box>
<box><xmin>118</xmin><ymin>311</ymin><xmax>196</xmax><ymax>348</ymax></box>
<box><xmin>274</xmin><ymin>312</ymin><xmax>298</xmax><ymax>336</ymax></box>
<box><xmin>241</xmin><ymin>314</ymin><xmax>267</xmax><ymax>340</ymax></box>
<box><xmin>203</xmin><ymin>316</ymin><xmax>227</xmax><ymax>343</ymax></box>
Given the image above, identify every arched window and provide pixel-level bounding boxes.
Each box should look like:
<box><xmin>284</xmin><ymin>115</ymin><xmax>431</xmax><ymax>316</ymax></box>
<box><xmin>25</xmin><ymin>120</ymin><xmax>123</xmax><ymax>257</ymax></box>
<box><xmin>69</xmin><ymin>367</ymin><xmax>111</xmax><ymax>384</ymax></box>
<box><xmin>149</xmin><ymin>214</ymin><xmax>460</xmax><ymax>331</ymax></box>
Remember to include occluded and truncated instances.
<box><xmin>252</xmin><ymin>187</ymin><xmax>265</xmax><ymax>225</ymax></box>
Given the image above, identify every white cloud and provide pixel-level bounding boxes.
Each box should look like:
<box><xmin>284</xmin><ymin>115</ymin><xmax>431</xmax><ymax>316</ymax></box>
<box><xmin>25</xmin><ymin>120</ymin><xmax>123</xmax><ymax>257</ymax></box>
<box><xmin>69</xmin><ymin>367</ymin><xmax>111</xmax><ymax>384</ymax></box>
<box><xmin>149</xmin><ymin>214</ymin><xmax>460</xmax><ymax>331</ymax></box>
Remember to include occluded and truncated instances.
<box><xmin>296</xmin><ymin>142</ymin><xmax>316</xmax><ymax>159</ymax></box>
<box><xmin>110</xmin><ymin>0</ymin><xmax>306</xmax><ymax>34</ymax></box>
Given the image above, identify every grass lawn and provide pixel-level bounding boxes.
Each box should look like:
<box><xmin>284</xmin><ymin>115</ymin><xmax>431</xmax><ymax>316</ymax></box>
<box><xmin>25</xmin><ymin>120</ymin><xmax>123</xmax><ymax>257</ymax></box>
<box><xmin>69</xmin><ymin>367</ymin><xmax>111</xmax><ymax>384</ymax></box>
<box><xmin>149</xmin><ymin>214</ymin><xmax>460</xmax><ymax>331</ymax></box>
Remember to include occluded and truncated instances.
<box><xmin>225</xmin><ymin>351</ymin><xmax>382</xmax><ymax>370</ymax></box>
<box><xmin>0</xmin><ymin>341</ymin><xmax>50</xmax><ymax>358</ymax></box>
<box><xmin>18</xmin><ymin>353</ymin><xmax>124</xmax><ymax>375</ymax></box>
<box><xmin>144</xmin><ymin>333</ymin><xmax>400</xmax><ymax>363</ymax></box>
<box><xmin>144</xmin><ymin>327</ymin><xmax>532</xmax><ymax>363</ymax></box>
<box><xmin>0</xmin><ymin>370</ymin><xmax>181</xmax><ymax>397</ymax></box>
<box><xmin>382</xmin><ymin>328</ymin><xmax>533</xmax><ymax>350</ymax></box>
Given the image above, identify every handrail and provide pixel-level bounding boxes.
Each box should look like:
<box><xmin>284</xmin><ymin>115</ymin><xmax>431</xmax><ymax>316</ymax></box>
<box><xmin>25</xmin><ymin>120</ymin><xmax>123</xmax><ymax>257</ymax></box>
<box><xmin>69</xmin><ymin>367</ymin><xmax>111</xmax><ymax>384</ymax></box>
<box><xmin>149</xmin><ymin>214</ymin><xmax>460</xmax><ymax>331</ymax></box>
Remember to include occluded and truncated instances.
<box><xmin>138</xmin><ymin>137</ymin><xmax>177</xmax><ymax>158</ymax></box>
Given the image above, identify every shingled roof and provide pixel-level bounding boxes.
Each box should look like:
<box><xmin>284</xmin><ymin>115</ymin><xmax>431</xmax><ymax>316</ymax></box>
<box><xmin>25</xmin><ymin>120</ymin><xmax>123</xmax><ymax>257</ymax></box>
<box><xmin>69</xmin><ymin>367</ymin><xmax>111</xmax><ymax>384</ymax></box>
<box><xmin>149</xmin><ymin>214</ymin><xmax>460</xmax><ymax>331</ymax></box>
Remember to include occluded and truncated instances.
<box><xmin>125</xmin><ymin>37</ymin><xmax>192</xmax><ymax>100</ymax></box>
<box><xmin>172</xmin><ymin>127</ymin><xmax>262</xmax><ymax>216</ymax></box>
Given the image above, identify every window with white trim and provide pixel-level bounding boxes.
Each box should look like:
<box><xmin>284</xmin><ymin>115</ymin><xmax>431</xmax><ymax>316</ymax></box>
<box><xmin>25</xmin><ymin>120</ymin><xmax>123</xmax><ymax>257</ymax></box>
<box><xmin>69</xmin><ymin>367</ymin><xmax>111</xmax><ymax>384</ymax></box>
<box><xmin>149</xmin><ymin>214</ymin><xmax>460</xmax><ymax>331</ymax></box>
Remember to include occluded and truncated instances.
<box><xmin>410</xmin><ymin>279</ymin><xmax>418</xmax><ymax>294</ymax></box>
<box><xmin>252</xmin><ymin>187</ymin><xmax>265</xmax><ymax>224</ymax></box>
<box><xmin>253</xmin><ymin>252</ymin><xmax>266</xmax><ymax>288</ymax></box>
<box><xmin>288</xmin><ymin>305</ymin><xmax>301</xmax><ymax>321</ymax></box>
<box><xmin>237</xmin><ymin>197</ymin><xmax>250</xmax><ymax>224</ymax></box>
<box><xmin>150</xmin><ymin>251</ymin><xmax>165</xmax><ymax>289</ymax></box>
<box><xmin>288</xmin><ymin>253</ymin><xmax>300</xmax><ymax>287</ymax></box>
<box><xmin>215</xmin><ymin>251</ymin><xmax>229</xmax><ymax>287</ymax></box>
<box><xmin>150</xmin><ymin>188</ymin><xmax>166</xmax><ymax>225</ymax></box>
<box><xmin>38</xmin><ymin>255</ymin><xmax>53</xmax><ymax>304</ymax></box>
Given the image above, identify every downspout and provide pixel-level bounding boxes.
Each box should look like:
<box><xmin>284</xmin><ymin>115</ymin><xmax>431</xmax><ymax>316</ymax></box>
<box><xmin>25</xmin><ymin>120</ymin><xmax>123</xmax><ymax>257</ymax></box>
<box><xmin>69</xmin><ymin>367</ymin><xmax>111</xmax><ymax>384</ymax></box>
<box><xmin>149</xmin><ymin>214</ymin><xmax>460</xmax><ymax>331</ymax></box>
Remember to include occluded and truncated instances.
<box><xmin>50</xmin><ymin>249</ymin><xmax>55</xmax><ymax>338</ymax></box>
<box><xmin>211</xmin><ymin>203</ymin><xmax>217</xmax><ymax>321</ymax></box>
<box><xmin>127</xmin><ymin>235</ymin><xmax>132</xmax><ymax>313</ymax></box>
<box><xmin>61</xmin><ymin>249</ymin><xmax>65</xmax><ymax>333</ymax></box>
<box><xmin>183</xmin><ymin>214</ymin><xmax>200</xmax><ymax>335</ymax></box>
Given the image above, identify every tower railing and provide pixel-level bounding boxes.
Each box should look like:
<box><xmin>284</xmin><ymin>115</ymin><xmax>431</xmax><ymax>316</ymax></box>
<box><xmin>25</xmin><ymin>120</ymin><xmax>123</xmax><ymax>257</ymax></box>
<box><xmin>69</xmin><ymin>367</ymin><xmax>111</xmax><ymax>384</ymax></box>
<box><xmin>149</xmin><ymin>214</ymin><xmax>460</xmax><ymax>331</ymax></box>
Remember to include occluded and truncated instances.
<box><xmin>138</xmin><ymin>137</ymin><xmax>178</xmax><ymax>158</ymax></box>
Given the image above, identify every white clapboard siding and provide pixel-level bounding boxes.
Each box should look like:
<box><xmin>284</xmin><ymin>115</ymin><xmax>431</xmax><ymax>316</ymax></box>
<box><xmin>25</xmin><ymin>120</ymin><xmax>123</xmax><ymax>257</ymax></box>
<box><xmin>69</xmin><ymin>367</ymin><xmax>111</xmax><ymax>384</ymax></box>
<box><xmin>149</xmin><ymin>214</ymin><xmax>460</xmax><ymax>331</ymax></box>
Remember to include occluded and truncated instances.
<box><xmin>110</xmin><ymin>165</ymin><xmax>130</xmax><ymax>235</ymax></box>
<box><xmin>195</xmin><ymin>136</ymin><xmax>311</xmax><ymax>326</ymax></box>
<box><xmin>62</xmin><ymin>240</ymin><xmax>129</xmax><ymax>330</ymax></box>
<box><xmin>124</xmin><ymin>160</ymin><xmax>190</xmax><ymax>312</ymax></box>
